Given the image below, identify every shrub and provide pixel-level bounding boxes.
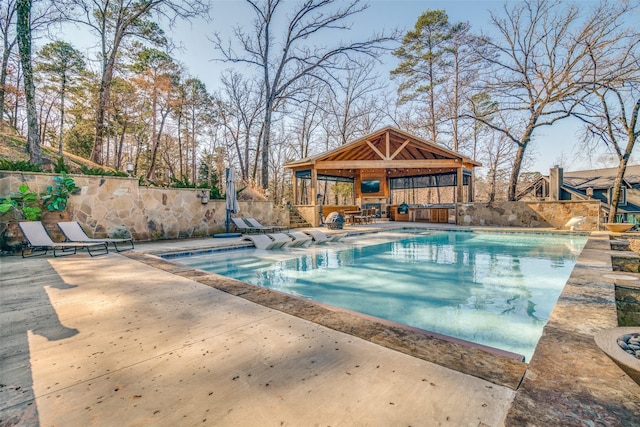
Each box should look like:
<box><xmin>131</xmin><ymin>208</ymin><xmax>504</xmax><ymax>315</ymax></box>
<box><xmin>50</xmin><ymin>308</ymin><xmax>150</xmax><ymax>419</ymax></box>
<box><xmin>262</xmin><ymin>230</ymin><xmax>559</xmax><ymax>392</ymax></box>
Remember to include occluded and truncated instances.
<box><xmin>0</xmin><ymin>159</ymin><xmax>42</xmax><ymax>172</ymax></box>
<box><xmin>54</xmin><ymin>157</ymin><xmax>70</xmax><ymax>173</ymax></box>
<box><xmin>42</xmin><ymin>172</ymin><xmax>78</xmax><ymax>211</ymax></box>
<box><xmin>0</xmin><ymin>184</ymin><xmax>42</xmax><ymax>221</ymax></box>
<box><xmin>79</xmin><ymin>164</ymin><xmax>127</xmax><ymax>177</ymax></box>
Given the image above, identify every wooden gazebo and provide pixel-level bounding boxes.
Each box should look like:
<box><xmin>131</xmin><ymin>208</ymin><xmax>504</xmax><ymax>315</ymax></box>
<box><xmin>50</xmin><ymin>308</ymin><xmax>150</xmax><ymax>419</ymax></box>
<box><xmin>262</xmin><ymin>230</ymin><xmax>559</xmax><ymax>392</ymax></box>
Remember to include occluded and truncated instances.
<box><xmin>284</xmin><ymin>126</ymin><xmax>481</xmax><ymax>226</ymax></box>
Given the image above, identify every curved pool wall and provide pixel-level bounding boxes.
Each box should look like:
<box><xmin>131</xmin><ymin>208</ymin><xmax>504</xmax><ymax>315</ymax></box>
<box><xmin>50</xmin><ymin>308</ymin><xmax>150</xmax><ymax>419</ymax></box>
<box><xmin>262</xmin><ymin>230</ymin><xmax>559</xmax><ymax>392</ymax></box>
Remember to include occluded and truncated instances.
<box><xmin>166</xmin><ymin>230</ymin><xmax>588</xmax><ymax>361</ymax></box>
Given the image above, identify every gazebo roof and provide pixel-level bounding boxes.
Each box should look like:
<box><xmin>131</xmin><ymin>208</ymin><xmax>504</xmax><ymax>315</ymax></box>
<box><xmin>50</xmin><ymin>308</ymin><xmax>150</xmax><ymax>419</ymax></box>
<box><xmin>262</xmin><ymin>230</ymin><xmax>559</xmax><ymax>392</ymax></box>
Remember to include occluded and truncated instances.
<box><xmin>284</xmin><ymin>126</ymin><xmax>480</xmax><ymax>177</ymax></box>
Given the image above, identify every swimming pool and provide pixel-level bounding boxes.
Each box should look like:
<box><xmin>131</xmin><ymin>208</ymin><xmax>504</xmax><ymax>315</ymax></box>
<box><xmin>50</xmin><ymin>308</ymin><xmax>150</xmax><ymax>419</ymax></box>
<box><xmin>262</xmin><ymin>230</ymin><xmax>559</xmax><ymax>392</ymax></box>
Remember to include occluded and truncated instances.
<box><xmin>168</xmin><ymin>230</ymin><xmax>588</xmax><ymax>361</ymax></box>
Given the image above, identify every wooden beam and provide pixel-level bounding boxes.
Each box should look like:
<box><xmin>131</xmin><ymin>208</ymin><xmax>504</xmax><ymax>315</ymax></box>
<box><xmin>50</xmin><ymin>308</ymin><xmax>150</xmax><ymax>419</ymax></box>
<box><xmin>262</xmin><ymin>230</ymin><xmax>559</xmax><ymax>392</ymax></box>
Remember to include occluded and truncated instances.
<box><xmin>386</xmin><ymin>131</ymin><xmax>390</xmax><ymax>159</ymax></box>
<box><xmin>389</xmin><ymin>139</ymin><xmax>410</xmax><ymax>160</ymax></box>
<box><xmin>292</xmin><ymin>171</ymin><xmax>298</xmax><ymax>204</ymax></box>
<box><xmin>457</xmin><ymin>166</ymin><xmax>464</xmax><ymax>202</ymax></box>
<box><xmin>316</xmin><ymin>159</ymin><xmax>462</xmax><ymax>169</ymax></box>
<box><xmin>365</xmin><ymin>140</ymin><xmax>387</xmax><ymax>160</ymax></box>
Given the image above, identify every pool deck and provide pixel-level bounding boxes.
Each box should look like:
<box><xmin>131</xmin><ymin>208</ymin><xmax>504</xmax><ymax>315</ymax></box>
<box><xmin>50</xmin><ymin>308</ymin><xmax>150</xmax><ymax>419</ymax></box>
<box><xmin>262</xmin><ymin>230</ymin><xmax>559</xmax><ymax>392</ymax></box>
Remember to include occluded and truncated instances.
<box><xmin>1</xmin><ymin>222</ymin><xmax>639</xmax><ymax>426</ymax></box>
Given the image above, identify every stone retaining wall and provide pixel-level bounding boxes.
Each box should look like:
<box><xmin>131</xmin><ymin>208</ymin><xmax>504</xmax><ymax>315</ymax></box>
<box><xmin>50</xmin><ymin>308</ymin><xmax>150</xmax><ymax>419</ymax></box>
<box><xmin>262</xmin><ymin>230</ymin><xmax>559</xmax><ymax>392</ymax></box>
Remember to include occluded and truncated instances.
<box><xmin>0</xmin><ymin>172</ymin><xmax>287</xmax><ymax>242</ymax></box>
<box><xmin>456</xmin><ymin>200</ymin><xmax>602</xmax><ymax>230</ymax></box>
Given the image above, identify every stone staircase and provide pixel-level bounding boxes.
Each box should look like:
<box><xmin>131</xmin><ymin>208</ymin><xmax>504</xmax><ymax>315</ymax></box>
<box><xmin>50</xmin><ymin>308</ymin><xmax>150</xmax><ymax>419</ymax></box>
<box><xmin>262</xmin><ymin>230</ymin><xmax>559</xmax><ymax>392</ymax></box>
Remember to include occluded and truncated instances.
<box><xmin>288</xmin><ymin>208</ymin><xmax>311</xmax><ymax>228</ymax></box>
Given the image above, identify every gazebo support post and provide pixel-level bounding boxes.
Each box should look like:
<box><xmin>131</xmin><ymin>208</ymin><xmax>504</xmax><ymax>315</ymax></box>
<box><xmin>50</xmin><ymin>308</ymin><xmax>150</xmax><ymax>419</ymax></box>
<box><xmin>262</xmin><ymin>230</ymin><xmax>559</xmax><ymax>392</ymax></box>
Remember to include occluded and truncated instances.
<box><xmin>292</xmin><ymin>172</ymin><xmax>298</xmax><ymax>205</ymax></box>
<box><xmin>311</xmin><ymin>169</ymin><xmax>319</xmax><ymax>226</ymax></box>
<box><xmin>457</xmin><ymin>166</ymin><xmax>464</xmax><ymax>203</ymax></box>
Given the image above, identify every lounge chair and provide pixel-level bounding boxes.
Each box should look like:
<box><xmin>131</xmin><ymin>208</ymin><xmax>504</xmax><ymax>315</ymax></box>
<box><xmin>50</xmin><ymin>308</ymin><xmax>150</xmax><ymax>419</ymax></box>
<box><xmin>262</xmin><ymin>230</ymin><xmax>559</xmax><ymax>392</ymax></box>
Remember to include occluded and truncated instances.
<box><xmin>302</xmin><ymin>229</ymin><xmax>348</xmax><ymax>243</ymax></box>
<box><xmin>244</xmin><ymin>217</ymin><xmax>287</xmax><ymax>232</ymax></box>
<box><xmin>286</xmin><ymin>231</ymin><xmax>314</xmax><ymax>247</ymax></box>
<box><xmin>242</xmin><ymin>233</ymin><xmax>289</xmax><ymax>250</ymax></box>
<box><xmin>266</xmin><ymin>233</ymin><xmax>292</xmax><ymax>249</ymax></box>
<box><xmin>231</xmin><ymin>217</ymin><xmax>263</xmax><ymax>234</ymax></box>
<box><xmin>18</xmin><ymin>221</ymin><xmax>108</xmax><ymax>258</ymax></box>
<box><xmin>57</xmin><ymin>221</ymin><xmax>134</xmax><ymax>252</ymax></box>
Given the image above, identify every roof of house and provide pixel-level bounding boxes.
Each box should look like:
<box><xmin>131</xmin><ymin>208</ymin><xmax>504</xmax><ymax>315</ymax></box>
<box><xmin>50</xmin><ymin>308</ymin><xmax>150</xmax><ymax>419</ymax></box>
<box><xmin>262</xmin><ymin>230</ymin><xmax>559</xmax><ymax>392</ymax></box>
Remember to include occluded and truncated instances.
<box><xmin>516</xmin><ymin>165</ymin><xmax>640</xmax><ymax>214</ymax></box>
<box><xmin>563</xmin><ymin>165</ymin><xmax>640</xmax><ymax>189</ymax></box>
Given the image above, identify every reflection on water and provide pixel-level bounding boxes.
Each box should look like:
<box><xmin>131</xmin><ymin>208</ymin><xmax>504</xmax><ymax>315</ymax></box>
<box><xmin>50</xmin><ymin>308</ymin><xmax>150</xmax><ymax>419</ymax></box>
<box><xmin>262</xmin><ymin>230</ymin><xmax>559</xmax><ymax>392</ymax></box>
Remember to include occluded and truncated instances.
<box><xmin>174</xmin><ymin>231</ymin><xmax>587</xmax><ymax>361</ymax></box>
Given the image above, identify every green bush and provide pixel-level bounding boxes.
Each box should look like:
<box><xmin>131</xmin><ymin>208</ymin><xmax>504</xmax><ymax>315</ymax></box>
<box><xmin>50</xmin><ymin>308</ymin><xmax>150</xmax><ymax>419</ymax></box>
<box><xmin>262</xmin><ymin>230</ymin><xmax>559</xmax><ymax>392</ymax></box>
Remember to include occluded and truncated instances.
<box><xmin>169</xmin><ymin>175</ymin><xmax>222</xmax><ymax>199</ymax></box>
<box><xmin>54</xmin><ymin>157</ymin><xmax>70</xmax><ymax>173</ymax></box>
<box><xmin>0</xmin><ymin>159</ymin><xmax>42</xmax><ymax>172</ymax></box>
<box><xmin>0</xmin><ymin>184</ymin><xmax>42</xmax><ymax>221</ymax></box>
<box><xmin>79</xmin><ymin>164</ymin><xmax>127</xmax><ymax>177</ymax></box>
<box><xmin>42</xmin><ymin>172</ymin><xmax>78</xmax><ymax>211</ymax></box>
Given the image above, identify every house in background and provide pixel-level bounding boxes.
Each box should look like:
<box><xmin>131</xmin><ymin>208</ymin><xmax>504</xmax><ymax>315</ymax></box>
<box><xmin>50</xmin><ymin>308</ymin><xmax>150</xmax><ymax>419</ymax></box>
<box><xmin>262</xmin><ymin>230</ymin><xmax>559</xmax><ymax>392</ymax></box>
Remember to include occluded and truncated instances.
<box><xmin>517</xmin><ymin>165</ymin><xmax>640</xmax><ymax>224</ymax></box>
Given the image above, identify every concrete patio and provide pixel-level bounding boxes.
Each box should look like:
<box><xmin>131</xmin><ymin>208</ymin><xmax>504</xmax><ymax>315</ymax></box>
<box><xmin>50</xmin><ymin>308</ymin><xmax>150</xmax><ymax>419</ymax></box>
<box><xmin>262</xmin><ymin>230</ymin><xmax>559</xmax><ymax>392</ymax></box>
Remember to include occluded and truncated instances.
<box><xmin>1</xmin><ymin>224</ymin><xmax>639</xmax><ymax>426</ymax></box>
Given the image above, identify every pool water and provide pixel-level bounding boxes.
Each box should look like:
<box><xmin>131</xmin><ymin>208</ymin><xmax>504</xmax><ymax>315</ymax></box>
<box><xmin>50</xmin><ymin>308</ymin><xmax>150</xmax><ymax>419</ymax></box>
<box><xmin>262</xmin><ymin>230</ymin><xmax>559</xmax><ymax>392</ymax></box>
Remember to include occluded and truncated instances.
<box><xmin>169</xmin><ymin>230</ymin><xmax>588</xmax><ymax>361</ymax></box>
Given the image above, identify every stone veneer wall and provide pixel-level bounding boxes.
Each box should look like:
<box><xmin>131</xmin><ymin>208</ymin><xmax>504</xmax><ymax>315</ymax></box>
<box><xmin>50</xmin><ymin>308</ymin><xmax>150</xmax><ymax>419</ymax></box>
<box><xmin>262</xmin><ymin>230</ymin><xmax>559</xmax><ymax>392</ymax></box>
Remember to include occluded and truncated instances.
<box><xmin>456</xmin><ymin>200</ymin><xmax>602</xmax><ymax>230</ymax></box>
<box><xmin>0</xmin><ymin>172</ymin><xmax>288</xmax><ymax>241</ymax></box>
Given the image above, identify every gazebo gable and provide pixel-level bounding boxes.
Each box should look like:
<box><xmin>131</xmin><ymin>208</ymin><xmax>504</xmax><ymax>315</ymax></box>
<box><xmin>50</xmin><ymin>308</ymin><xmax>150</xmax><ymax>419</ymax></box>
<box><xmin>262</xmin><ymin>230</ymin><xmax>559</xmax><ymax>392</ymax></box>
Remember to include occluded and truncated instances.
<box><xmin>324</xmin><ymin>128</ymin><xmax>460</xmax><ymax>163</ymax></box>
<box><xmin>285</xmin><ymin>127</ymin><xmax>479</xmax><ymax>170</ymax></box>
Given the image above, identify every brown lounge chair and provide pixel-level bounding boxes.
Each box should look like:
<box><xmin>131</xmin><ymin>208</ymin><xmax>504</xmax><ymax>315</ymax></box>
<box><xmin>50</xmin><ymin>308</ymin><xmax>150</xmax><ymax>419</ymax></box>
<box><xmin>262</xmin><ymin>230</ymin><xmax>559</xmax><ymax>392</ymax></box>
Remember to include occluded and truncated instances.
<box><xmin>57</xmin><ymin>221</ymin><xmax>134</xmax><ymax>252</ymax></box>
<box><xmin>18</xmin><ymin>221</ymin><xmax>108</xmax><ymax>258</ymax></box>
<box><xmin>244</xmin><ymin>217</ymin><xmax>287</xmax><ymax>233</ymax></box>
<box><xmin>231</xmin><ymin>217</ymin><xmax>263</xmax><ymax>234</ymax></box>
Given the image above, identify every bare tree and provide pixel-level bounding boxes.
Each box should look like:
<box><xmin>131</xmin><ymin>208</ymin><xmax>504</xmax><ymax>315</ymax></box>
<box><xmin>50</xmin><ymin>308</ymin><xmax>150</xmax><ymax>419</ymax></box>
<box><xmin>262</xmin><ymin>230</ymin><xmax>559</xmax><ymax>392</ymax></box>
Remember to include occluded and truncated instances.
<box><xmin>0</xmin><ymin>0</ymin><xmax>17</xmax><ymax>123</ymax></box>
<box><xmin>215</xmin><ymin>0</ymin><xmax>393</xmax><ymax>190</ymax></box>
<box><xmin>476</xmin><ymin>0</ymin><xmax>631</xmax><ymax>201</ymax></box>
<box><xmin>323</xmin><ymin>58</ymin><xmax>387</xmax><ymax>146</ymax></box>
<box><xmin>58</xmin><ymin>0</ymin><xmax>210</xmax><ymax>165</ymax></box>
<box><xmin>1</xmin><ymin>0</ymin><xmax>59</xmax><ymax>125</ymax></box>
<box><xmin>573</xmin><ymin>25</ymin><xmax>640</xmax><ymax>222</ymax></box>
<box><xmin>289</xmin><ymin>77</ymin><xmax>325</xmax><ymax>158</ymax></box>
<box><xmin>481</xmin><ymin>130</ymin><xmax>516</xmax><ymax>203</ymax></box>
<box><xmin>215</xmin><ymin>70</ymin><xmax>264</xmax><ymax>182</ymax></box>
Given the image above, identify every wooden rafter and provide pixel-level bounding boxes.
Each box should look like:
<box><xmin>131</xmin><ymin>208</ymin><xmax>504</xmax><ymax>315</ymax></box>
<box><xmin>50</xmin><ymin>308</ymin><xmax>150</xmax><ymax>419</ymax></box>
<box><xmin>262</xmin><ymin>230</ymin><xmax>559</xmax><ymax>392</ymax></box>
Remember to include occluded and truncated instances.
<box><xmin>366</xmin><ymin>139</ymin><xmax>387</xmax><ymax>160</ymax></box>
<box><xmin>390</xmin><ymin>139</ymin><xmax>410</xmax><ymax>160</ymax></box>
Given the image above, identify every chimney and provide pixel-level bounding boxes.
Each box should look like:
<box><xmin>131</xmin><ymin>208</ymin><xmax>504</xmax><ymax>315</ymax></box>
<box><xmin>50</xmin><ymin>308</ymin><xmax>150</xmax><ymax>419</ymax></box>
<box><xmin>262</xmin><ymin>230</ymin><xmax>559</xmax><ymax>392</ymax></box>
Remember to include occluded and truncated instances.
<box><xmin>549</xmin><ymin>166</ymin><xmax>563</xmax><ymax>201</ymax></box>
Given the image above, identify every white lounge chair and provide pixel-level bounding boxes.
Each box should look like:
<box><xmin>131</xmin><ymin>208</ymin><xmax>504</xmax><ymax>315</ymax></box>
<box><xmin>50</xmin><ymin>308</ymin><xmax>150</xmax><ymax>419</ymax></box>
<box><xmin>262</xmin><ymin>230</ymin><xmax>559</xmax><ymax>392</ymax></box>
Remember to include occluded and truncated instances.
<box><xmin>266</xmin><ymin>233</ymin><xmax>292</xmax><ymax>249</ymax></box>
<box><xmin>302</xmin><ymin>229</ymin><xmax>348</xmax><ymax>243</ymax></box>
<box><xmin>58</xmin><ymin>221</ymin><xmax>134</xmax><ymax>252</ymax></box>
<box><xmin>18</xmin><ymin>221</ymin><xmax>108</xmax><ymax>258</ymax></box>
<box><xmin>242</xmin><ymin>233</ymin><xmax>289</xmax><ymax>250</ymax></box>
<box><xmin>564</xmin><ymin>216</ymin><xmax>586</xmax><ymax>231</ymax></box>
<box><xmin>286</xmin><ymin>231</ymin><xmax>313</xmax><ymax>247</ymax></box>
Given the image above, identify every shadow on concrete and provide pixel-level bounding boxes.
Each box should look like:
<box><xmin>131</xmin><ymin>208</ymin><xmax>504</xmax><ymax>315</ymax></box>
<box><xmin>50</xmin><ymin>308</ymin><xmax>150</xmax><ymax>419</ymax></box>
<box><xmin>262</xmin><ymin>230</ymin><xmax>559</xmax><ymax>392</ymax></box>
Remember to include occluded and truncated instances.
<box><xmin>0</xmin><ymin>257</ymin><xmax>79</xmax><ymax>426</ymax></box>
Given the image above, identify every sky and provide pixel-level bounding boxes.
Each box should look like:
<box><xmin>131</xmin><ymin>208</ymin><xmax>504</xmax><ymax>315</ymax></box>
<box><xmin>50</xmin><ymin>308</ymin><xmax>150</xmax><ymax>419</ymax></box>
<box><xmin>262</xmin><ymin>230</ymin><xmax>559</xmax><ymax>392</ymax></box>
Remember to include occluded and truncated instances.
<box><xmin>57</xmin><ymin>0</ymin><xmax>618</xmax><ymax>174</ymax></box>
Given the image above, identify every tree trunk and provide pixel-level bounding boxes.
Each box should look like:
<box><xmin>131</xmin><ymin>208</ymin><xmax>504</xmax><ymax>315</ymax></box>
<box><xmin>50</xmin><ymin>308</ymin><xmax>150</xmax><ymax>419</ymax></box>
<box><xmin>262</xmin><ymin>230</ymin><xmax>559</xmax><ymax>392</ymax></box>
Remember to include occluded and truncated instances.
<box><xmin>115</xmin><ymin>122</ymin><xmax>127</xmax><ymax>170</ymax></box>
<box><xmin>508</xmin><ymin>144</ymin><xmax>525</xmax><ymax>202</ymax></box>
<box><xmin>508</xmin><ymin>117</ymin><xmax>537</xmax><ymax>201</ymax></box>
<box><xmin>91</xmin><ymin>44</ymin><xmax>119</xmax><ymax>165</ymax></box>
<box><xmin>0</xmin><ymin>40</ymin><xmax>16</xmax><ymax>123</ymax></box>
<box><xmin>16</xmin><ymin>0</ymin><xmax>41</xmax><ymax>165</ymax></box>
<box><xmin>261</xmin><ymin>106</ymin><xmax>272</xmax><ymax>189</ymax></box>
<box><xmin>609</xmin><ymin>160</ymin><xmax>627</xmax><ymax>223</ymax></box>
<box><xmin>58</xmin><ymin>74</ymin><xmax>66</xmax><ymax>155</ymax></box>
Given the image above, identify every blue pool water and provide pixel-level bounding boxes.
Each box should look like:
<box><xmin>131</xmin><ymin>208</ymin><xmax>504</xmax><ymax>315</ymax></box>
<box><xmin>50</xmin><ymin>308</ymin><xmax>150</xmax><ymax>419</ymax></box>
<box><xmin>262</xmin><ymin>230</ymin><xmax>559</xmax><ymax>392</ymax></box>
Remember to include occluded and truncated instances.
<box><xmin>168</xmin><ymin>230</ymin><xmax>588</xmax><ymax>360</ymax></box>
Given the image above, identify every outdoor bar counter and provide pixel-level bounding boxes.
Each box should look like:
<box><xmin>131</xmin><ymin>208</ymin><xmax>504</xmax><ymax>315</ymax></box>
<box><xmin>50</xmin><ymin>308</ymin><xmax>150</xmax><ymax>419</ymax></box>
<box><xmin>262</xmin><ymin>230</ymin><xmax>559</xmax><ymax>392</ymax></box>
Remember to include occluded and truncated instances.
<box><xmin>389</xmin><ymin>204</ymin><xmax>453</xmax><ymax>223</ymax></box>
